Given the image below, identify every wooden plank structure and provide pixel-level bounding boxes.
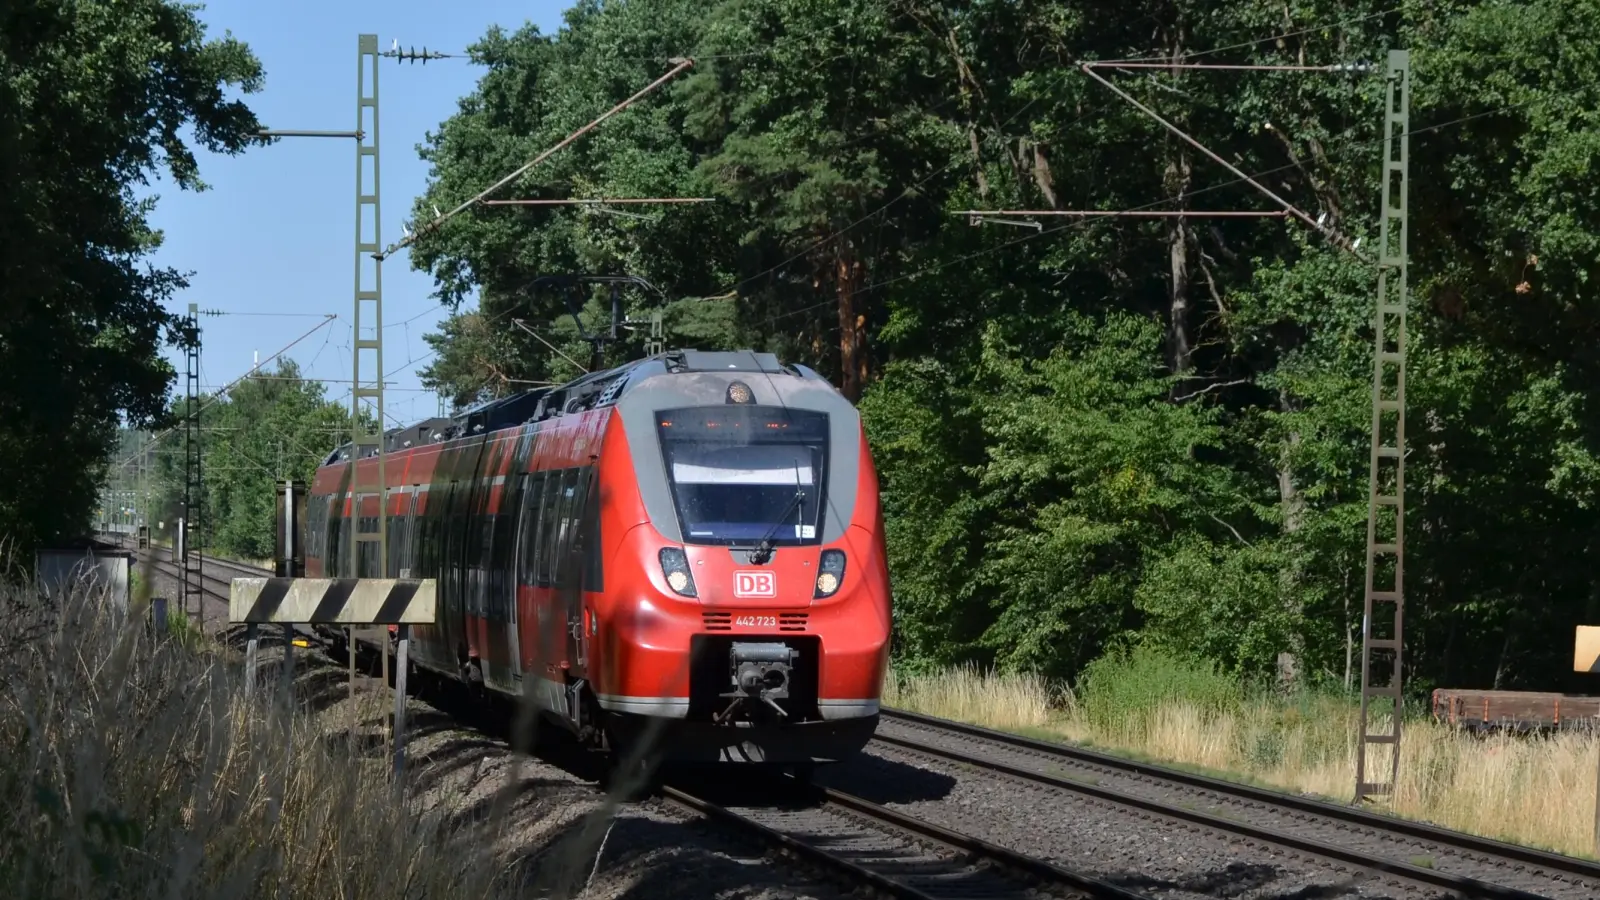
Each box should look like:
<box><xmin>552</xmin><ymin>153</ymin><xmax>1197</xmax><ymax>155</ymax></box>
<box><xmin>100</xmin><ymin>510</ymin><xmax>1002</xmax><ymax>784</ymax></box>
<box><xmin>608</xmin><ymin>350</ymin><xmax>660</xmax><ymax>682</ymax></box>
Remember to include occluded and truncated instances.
<box><xmin>1431</xmin><ymin>688</ymin><xmax>1600</xmax><ymax>733</ymax></box>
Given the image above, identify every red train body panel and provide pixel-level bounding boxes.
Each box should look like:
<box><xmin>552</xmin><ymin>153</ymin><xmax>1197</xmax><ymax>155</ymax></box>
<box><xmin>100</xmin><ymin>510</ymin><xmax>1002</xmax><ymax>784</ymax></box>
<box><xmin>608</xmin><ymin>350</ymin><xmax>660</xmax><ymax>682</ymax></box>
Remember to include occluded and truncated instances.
<box><xmin>304</xmin><ymin>350</ymin><xmax>890</xmax><ymax>765</ymax></box>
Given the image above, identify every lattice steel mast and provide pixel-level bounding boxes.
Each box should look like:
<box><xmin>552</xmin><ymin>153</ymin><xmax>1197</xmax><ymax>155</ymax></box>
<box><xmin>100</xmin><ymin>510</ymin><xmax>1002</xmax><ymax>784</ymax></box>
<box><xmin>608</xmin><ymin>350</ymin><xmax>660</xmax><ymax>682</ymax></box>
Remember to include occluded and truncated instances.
<box><xmin>1355</xmin><ymin>49</ymin><xmax>1411</xmax><ymax>803</ymax></box>
<box><xmin>350</xmin><ymin>34</ymin><xmax>387</xmax><ymax>583</ymax></box>
<box><xmin>349</xmin><ymin>35</ymin><xmax>390</xmax><ymax>709</ymax></box>
<box><xmin>180</xmin><ymin>302</ymin><xmax>204</xmax><ymax>625</ymax></box>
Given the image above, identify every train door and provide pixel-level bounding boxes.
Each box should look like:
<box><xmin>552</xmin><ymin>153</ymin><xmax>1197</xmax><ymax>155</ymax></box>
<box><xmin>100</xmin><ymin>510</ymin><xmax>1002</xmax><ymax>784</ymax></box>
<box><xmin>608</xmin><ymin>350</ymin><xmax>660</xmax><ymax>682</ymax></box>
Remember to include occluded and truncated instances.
<box><xmin>514</xmin><ymin>470</ymin><xmax>547</xmax><ymax>677</ymax></box>
<box><xmin>556</xmin><ymin>461</ymin><xmax>595</xmax><ymax>672</ymax></box>
<box><xmin>398</xmin><ymin>489</ymin><xmax>418</xmax><ymax>577</ymax></box>
<box><xmin>441</xmin><ymin>437</ymin><xmax>487</xmax><ymax>674</ymax></box>
<box><xmin>559</xmin><ymin>467</ymin><xmax>594</xmax><ymax>674</ymax></box>
<box><xmin>481</xmin><ymin>449</ymin><xmax>522</xmax><ymax>692</ymax></box>
<box><xmin>507</xmin><ymin>472</ymin><xmax>533</xmax><ymax>686</ymax></box>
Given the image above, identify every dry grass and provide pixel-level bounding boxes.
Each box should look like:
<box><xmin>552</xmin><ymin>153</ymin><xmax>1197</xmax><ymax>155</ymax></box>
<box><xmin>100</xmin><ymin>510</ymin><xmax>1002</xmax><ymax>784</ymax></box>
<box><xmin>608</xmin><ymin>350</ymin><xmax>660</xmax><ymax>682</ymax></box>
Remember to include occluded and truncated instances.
<box><xmin>889</xmin><ymin>659</ymin><xmax>1600</xmax><ymax>859</ymax></box>
<box><xmin>0</xmin><ymin>555</ymin><xmax>652</xmax><ymax>898</ymax></box>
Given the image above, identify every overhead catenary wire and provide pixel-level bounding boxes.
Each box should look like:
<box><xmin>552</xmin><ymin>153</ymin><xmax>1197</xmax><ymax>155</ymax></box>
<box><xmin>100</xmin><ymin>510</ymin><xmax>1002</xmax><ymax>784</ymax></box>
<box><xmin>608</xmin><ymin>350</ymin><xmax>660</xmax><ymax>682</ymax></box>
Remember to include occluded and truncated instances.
<box><xmin>512</xmin><ymin>319</ymin><xmax>590</xmax><ymax>374</ymax></box>
<box><xmin>380</xmin><ymin>94</ymin><xmax>1521</xmax><ymax>389</ymax></box>
<box><xmin>1079</xmin><ymin>60</ymin><xmax>1367</xmax><ymax>259</ymax></box>
<box><xmin>957</xmin><ymin>209</ymin><xmax>1289</xmax><ymax>217</ymax></box>
<box><xmin>389</xmin><ymin>9</ymin><xmax>1395</xmax><ymax>339</ymax></box>
<box><xmin>355</xmin><ymin>7</ymin><xmax>1442</xmax><ymax>394</ymax></box>
<box><xmin>107</xmin><ymin>314</ymin><xmax>338</xmax><ymax>473</ymax></box>
<box><xmin>483</xmin><ymin>197</ymin><xmax>715</xmax><ymax>206</ymax></box>
<box><xmin>690</xmin><ymin>3</ymin><xmax>1410</xmax><ymax>302</ymax></box>
<box><xmin>850</xmin><ymin>98</ymin><xmax>1541</xmax><ymax>301</ymax></box>
<box><xmin>375</xmin><ymin>58</ymin><xmax>694</xmax><ymax>262</ymax></box>
<box><xmin>1101</xmin><ymin>4</ymin><xmax>1409</xmax><ymax>66</ymax></box>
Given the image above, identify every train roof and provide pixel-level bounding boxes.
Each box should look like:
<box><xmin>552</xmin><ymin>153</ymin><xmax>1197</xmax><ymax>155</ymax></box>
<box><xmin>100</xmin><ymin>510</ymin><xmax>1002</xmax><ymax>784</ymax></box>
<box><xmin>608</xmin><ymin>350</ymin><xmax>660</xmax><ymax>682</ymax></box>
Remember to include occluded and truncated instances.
<box><xmin>322</xmin><ymin>348</ymin><xmax>831</xmax><ymax>465</ymax></box>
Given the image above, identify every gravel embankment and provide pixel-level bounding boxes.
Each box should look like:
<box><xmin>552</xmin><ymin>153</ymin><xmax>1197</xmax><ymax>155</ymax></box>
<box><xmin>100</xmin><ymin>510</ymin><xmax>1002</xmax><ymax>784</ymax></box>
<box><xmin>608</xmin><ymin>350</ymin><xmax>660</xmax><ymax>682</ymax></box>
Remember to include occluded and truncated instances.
<box><xmin>867</xmin><ymin>715</ymin><xmax>1596</xmax><ymax>900</ymax></box>
<box><xmin>129</xmin><ymin>545</ymin><xmax>1534</xmax><ymax>899</ymax></box>
<box><xmin>132</xmin><ymin>552</ymin><xmax>857</xmax><ymax>900</ymax></box>
<box><xmin>818</xmin><ymin>739</ymin><xmax>1457</xmax><ymax>900</ymax></box>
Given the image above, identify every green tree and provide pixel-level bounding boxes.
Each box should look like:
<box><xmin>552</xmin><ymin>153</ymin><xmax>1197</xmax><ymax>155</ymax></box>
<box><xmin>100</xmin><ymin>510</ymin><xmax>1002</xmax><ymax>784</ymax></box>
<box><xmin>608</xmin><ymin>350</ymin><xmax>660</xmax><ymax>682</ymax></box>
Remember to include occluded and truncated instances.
<box><xmin>144</xmin><ymin>361</ymin><xmax>366</xmax><ymax>560</ymax></box>
<box><xmin>407</xmin><ymin>0</ymin><xmax>1600</xmax><ymax>696</ymax></box>
<box><xmin>0</xmin><ymin>0</ymin><xmax>266</xmax><ymax>561</ymax></box>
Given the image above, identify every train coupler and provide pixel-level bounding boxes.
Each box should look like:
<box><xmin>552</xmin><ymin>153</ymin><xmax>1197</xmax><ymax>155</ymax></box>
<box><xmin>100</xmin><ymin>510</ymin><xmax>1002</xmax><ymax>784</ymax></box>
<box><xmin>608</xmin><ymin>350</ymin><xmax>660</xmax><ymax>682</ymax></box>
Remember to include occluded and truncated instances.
<box><xmin>714</xmin><ymin>641</ymin><xmax>798</xmax><ymax>723</ymax></box>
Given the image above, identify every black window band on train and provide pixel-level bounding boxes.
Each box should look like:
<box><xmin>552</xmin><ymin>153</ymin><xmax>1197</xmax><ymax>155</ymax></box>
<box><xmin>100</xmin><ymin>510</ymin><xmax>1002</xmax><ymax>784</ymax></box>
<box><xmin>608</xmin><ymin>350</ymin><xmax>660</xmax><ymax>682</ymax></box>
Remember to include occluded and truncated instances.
<box><xmin>655</xmin><ymin>405</ymin><xmax>830</xmax><ymax>548</ymax></box>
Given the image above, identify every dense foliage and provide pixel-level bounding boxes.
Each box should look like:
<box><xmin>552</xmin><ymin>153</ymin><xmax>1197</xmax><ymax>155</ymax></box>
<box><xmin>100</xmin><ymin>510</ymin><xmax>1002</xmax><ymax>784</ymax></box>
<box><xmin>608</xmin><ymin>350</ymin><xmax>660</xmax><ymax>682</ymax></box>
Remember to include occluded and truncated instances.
<box><xmin>404</xmin><ymin>0</ymin><xmax>1600</xmax><ymax>694</ymax></box>
<box><xmin>132</xmin><ymin>360</ymin><xmax>368</xmax><ymax>560</ymax></box>
<box><xmin>0</xmin><ymin>0</ymin><xmax>266</xmax><ymax>561</ymax></box>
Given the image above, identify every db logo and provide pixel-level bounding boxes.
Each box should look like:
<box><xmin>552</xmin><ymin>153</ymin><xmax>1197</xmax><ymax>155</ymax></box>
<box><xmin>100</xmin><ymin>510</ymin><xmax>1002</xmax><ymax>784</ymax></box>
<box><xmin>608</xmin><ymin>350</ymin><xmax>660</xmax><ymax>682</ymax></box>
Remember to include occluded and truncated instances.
<box><xmin>734</xmin><ymin>571</ymin><xmax>776</xmax><ymax>598</ymax></box>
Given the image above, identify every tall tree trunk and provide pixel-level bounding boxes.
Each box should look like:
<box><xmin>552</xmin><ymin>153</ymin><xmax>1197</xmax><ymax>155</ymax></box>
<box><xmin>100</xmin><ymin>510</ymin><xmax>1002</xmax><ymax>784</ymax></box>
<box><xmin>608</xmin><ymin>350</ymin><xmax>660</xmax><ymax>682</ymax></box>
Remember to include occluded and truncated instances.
<box><xmin>1163</xmin><ymin>24</ymin><xmax>1193</xmax><ymax>380</ymax></box>
<box><xmin>836</xmin><ymin>246</ymin><xmax>868</xmax><ymax>402</ymax></box>
<box><xmin>1165</xmin><ymin>183</ymin><xmax>1192</xmax><ymax>377</ymax></box>
<box><xmin>1277</xmin><ymin>388</ymin><xmax>1306</xmax><ymax>690</ymax></box>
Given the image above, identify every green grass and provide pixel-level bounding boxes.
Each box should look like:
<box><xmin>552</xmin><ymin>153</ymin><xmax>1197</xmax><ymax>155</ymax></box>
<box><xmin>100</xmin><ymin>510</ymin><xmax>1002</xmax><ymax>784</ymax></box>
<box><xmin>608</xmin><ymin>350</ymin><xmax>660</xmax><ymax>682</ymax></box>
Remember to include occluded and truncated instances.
<box><xmin>890</xmin><ymin>650</ymin><xmax>1600</xmax><ymax>858</ymax></box>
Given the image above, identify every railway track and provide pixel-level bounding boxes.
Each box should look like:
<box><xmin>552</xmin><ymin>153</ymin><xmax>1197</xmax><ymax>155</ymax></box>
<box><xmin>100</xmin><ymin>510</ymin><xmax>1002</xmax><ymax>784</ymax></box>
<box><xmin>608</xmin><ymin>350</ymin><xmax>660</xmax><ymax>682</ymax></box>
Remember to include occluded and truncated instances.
<box><xmin>659</xmin><ymin>777</ymin><xmax>1149</xmax><ymax>900</ymax></box>
<box><xmin>871</xmin><ymin>709</ymin><xmax>1597</xmax><ymax>900</ymax></box>
<box><xmin>113</xmin><ymin>538</ymin><xmax>1583</xmax><ymax>898</ymax></box>
<box><xmin>123</xmin><ymin>544</ymin><xmax>1151</xmax><ymax>900</ymax></box>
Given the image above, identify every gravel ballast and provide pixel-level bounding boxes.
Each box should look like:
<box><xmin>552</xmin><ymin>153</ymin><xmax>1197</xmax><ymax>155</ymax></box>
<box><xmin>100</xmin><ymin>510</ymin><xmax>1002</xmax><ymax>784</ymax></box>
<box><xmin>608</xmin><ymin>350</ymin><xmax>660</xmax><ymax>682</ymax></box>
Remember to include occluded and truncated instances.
<box><xmin>819</xmin><ymin>738</ymin><xmax>1468</xmax><ymax>900</ymax></box>
<box><xmin>133</xmin><ymin>551</ymin><xmax>858</xmax><ymax>900</ymax></box>
<box><xmin>867</xmin><ymin>714</ymin><xmax>1595</xmax><ymax>900</ymax></box>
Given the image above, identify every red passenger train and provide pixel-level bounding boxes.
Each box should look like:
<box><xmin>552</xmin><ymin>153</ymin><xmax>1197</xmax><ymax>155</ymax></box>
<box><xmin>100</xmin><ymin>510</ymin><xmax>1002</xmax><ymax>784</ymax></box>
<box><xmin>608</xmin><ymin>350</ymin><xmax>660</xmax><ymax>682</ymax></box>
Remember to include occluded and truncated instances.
<box><xmin>304</xmin><ymin>349</ymin><xmax>891</xmax><ymax>769</ymax></box>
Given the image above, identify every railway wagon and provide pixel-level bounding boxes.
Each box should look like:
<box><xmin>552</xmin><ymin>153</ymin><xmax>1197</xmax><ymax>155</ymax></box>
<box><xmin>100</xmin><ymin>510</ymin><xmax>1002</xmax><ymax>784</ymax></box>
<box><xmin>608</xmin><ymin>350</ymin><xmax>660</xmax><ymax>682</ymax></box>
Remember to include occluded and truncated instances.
<box><xmin>304</xmin><ymin>349</ymin><xmax>892</xmax><ymax>769</ymax></box>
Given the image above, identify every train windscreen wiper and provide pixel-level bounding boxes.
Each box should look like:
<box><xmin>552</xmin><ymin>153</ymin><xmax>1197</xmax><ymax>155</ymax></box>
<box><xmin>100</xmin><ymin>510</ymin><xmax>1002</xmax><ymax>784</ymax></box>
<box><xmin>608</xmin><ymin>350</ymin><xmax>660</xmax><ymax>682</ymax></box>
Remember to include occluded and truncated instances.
<box><xmin>748</xmin><ymin>488</ymin><xmax>805</xmax><ymax>565</ymax></box>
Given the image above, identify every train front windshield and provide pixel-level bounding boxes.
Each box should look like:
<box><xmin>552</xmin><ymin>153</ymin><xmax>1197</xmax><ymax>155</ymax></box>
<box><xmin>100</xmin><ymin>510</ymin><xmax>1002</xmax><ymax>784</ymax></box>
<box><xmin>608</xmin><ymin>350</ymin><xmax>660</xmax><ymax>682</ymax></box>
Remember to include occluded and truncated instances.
<box><xmin>657</xmin><ymin>405</ymin><xmax>828</xmax><ymax>546</ymax></box>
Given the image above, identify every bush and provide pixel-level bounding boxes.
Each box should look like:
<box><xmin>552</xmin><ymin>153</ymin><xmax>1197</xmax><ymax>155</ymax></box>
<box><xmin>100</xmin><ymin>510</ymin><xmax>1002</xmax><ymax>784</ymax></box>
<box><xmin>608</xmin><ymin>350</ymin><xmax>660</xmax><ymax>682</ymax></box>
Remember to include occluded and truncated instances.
<box><xmin>1075</xmin><ymin>644</ymin><xmax>1244</xmax><ymax>736</ymax></box>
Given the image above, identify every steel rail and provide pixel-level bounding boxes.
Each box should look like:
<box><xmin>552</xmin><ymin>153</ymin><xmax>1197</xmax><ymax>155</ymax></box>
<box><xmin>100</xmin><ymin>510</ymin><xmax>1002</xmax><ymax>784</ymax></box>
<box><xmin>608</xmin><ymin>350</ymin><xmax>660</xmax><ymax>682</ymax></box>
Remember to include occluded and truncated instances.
<box><xmin>818</xmin><ymin>785</ymin><xmax>1149</xmax><ymax>900</ymax></box>
<box><xmin>115</xmin><ymin>533</ymin><xmax>1573</xmax><ymax>898</ymax></box>
<box><xmin>660</xmin><ymin>785</ymin><xmax>941</xmax><ymax>900</ymax></box>
<box><xmin>116</xmin><ymin>538</ymin><xmax>1134</xmax><ymax>900</ymax></box>
<box><xmin>879</xmin><ymin>707</ymin><xmax>1587</xmax><ymax>900</ymax></box>
<box><xmin>661</xmin><ymin>780</ymin><xmax>1150</xmax><ymax>900</ymax></box>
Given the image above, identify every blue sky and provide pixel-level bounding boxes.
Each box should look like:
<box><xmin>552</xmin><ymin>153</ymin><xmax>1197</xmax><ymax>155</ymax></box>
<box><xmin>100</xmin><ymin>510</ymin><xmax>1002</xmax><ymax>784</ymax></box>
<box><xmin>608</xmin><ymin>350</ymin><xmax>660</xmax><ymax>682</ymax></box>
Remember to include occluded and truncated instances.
<box><xmin>144</xmin><ymin>0</ymin><xmax>570</xmax><ymax>427</ymax></box>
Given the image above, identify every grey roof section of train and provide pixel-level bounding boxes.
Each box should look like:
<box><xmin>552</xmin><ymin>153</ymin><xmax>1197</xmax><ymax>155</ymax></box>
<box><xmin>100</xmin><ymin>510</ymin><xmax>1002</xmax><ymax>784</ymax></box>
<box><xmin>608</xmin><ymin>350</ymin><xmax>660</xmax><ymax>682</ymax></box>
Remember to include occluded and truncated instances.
<box><xmin>676</xmin><ymin>349</ymin><xmax>785</xmax><ymax>373</ymax></box>
<box><xmin>325</xmin><ymin>349</ymin><xmax>849</xmax><ymax>470</ymax></box>
<box><xmin>612</xmin><ymin>365</ymin><xmax>863</xmax><ymax>546</ymax></box>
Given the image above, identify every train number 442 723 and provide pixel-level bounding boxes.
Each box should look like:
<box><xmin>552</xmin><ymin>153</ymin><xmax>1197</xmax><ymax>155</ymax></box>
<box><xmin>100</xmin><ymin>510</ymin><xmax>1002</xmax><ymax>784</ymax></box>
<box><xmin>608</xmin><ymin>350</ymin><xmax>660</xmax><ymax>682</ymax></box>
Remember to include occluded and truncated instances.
<box><xmin>734</xmin><ymin>615</ymin><xmax>777</xmax><ymax>628</ymax></box>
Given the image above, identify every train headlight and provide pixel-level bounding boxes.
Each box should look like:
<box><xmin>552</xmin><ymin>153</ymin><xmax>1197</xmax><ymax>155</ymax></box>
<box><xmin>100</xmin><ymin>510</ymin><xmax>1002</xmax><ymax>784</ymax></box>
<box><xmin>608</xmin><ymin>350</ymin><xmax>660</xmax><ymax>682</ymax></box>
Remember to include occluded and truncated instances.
<box><xmin>814</xmin><ymin>549</ymin><xmax>846</xmax><ymax>598</ymax></box>
<box><xmin>659</xmin><ymin>547</ymin><xmax>697</xmax><ymax>597</ymax></box>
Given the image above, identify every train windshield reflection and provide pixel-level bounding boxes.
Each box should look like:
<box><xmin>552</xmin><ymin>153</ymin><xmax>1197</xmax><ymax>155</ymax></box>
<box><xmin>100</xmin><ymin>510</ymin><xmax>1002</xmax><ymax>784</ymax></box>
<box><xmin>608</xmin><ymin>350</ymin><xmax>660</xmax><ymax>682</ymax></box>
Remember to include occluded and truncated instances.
<box><xmin>657</xmin><ymin>406</ymin><xmax>828</xmax><ymax>546</ymax></box>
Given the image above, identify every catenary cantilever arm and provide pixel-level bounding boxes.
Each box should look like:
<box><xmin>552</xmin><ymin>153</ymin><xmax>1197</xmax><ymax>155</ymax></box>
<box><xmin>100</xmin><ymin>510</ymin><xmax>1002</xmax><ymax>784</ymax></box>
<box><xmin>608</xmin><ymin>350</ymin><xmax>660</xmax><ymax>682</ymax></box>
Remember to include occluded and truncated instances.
<box><xmin>1079</xmin><ymin>61</ymin><xmax>1372</xmax><ymax>264</ymax></box>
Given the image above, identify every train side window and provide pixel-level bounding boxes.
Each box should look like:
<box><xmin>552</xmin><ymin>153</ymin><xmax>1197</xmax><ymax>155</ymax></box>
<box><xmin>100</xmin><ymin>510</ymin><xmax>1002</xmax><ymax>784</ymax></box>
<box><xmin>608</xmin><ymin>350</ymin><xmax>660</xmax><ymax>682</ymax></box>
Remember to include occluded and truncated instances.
<box><xmin>417</xmin><ymin>507</ymin><xmax>432</xmax><ymax>577</ymax></box>
<box><xmin>391</xmin><ymin>513</ymin><xmax>404</xmax><ymax>577</ymax></box>
<box><xmin>313</xmin><ymin>497</ymin><xmax>326</xmax><ymax>558</ymax></box>
<box><xmin>404</xmin><ymin>491</ymin><xmax>419</xmax><ymax>573</ymax></box>
<box><xmin>462</xmin><ymin>502</ymin><xmax>480</xmax><ymax>616</ymax></box>
<box><xmin>490</xmin><ymin>486</ymin><xmax>516</xmax><ymax>620</ymax></box>
<box><xmin>470</xmin><ymin>512</ymin><xmax>489</xmax><ymax>614</ymax></box>
<box><xmin>328</xmin><ymin>513</ymin><xmax>341</xmax><ymax>576</ymax></box>
<box><xmin>535</xmin><ymin>471</ymin><xmax>564</xmax><ymax>586</ymax></box>
<box><xmin>554</xmin><ymin>468</ymin><xmax>580</xmax><ymax>586</ymax></box>
<box><xmin>368</xmin><ymin>516</ymin><xmax>379</xmax><ymax>577</ymax></box>
<box><xmin>581</xmin><ymin>467</ymin><xmax>603</xmax><ymax>592</ymax></box>
<box><xmin>528</xmin><ymin>470</ymin><xmax>553</xmax><ymax>589</ymax></box>
<box><xmin>554</xmin><ymin>468</ymin><xmax>586</xmax><ymax>589</ymax></box>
